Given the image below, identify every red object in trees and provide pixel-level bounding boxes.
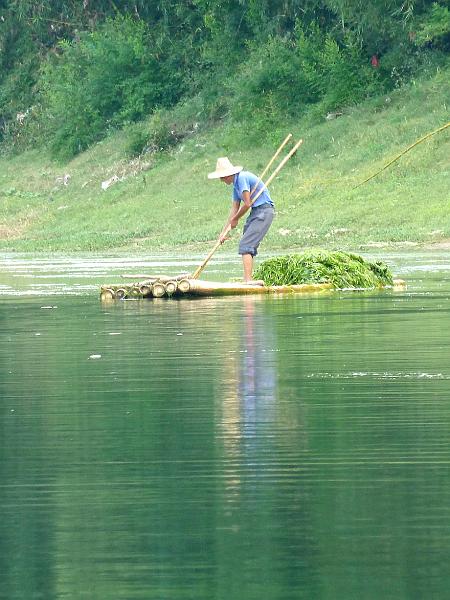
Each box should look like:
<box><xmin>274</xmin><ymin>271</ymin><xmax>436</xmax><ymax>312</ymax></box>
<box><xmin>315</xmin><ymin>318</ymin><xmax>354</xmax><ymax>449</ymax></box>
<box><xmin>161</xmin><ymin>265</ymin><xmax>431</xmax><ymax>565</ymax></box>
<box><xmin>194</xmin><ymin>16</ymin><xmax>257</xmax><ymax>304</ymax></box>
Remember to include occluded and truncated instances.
<box><xmin>371</xmin><ymin>55</ymin><xmax>380</xmax><ymax>68</ymax></box>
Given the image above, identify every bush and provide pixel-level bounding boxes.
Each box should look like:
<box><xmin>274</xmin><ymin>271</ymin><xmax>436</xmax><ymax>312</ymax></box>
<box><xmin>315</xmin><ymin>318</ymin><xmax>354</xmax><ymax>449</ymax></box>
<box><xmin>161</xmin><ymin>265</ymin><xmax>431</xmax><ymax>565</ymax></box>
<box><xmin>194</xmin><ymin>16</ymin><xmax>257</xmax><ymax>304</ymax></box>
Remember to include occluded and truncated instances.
<box><xmin>38</xmin><ymin>15</ymin><xmax>184</xmax><ymax>160</ymax></box>
<box><xmin>125</xmin><ymin>97</ymin><xmax>204</xmax><ymax>157</ymax></box>
<box><xmin>0</xmin><ymin>31</ymin><xmax>41</xmax><ymax>151</ymax></box>
<box><xmin>414</xmin><ymin>2</ymin><xmax>450</xmax><ymax>49</ymax></box>
<box><xmin>227</xmin><ymin>24</ymin><xmax>382</xmax><ymax>138</ymax></box>
<box><xmin>229</xmin><ymin>36</ymin><xmax>309</xmax><ymax>127</ymax></box>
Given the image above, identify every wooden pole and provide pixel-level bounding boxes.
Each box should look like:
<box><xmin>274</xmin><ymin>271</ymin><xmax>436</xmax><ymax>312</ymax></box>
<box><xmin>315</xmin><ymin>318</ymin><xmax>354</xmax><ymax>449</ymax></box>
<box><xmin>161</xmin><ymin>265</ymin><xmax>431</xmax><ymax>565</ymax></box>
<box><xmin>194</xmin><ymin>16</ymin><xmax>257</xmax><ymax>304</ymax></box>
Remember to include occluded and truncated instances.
<box><xmin>354</xmin><ymin>120</ymin><xmax>450</xmax><ymax>189</ymax></box>
<box><xmin>190</xmin><ymin>238</ymin><xmax>225</xmax><ymax>281</ymax></box>
<box><xmin>249</xmin><ymin>133</ymin><xmax>292</xmax><ymax>197</ymax></box>
<box><xmin>121</xmin><ymin>273</ymin><xmax>189</xmax><ymax>282</ymax></box>
<box><xmin>258</xmin><ymin>138</ymin><xmax>303</xmax><ymax>193</ymax></box>
<box><xmin>191</xmin><ymin>137</ymin><xmax>304</xmax><ymax>280</ymax></box>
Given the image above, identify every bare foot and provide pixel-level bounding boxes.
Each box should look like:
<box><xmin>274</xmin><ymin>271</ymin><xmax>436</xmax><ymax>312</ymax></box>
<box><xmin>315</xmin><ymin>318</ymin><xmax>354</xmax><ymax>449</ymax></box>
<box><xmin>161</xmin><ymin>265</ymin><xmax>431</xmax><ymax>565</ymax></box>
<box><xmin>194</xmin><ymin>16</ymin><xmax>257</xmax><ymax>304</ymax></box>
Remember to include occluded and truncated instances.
<box><xmin>244</xmin><ymin>279</ymin><xmax>265</xmax><ymax>286</ymax></box>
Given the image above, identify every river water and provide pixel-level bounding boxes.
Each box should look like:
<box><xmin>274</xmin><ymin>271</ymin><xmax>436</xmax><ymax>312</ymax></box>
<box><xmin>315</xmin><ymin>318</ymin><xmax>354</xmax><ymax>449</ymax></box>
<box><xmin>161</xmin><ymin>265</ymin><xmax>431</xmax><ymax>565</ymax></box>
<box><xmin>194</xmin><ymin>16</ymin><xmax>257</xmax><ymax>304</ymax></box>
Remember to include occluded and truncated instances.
<box><xmin>1</xmin><ymin>252</ymin><xmax>449</xmax><ymax>600</ymax></box>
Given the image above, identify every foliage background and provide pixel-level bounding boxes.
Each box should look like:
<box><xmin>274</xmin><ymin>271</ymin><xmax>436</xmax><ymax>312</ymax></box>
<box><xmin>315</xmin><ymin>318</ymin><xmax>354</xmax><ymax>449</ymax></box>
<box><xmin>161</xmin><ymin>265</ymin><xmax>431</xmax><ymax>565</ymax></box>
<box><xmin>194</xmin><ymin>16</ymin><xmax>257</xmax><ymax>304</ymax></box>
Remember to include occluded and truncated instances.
<box><xmin>1</xmin><ymin>0</ymin><xmax>449</xmax><ymax>159</ymax></box>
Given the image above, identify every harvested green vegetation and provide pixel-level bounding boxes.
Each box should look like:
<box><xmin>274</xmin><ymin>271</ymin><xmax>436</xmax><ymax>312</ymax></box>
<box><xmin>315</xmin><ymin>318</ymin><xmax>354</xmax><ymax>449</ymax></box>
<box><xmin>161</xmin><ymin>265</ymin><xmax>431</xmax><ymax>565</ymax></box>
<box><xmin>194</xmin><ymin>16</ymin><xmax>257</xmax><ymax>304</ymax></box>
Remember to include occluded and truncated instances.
<box><xmin>253</xmin><ymin>251</ymin><xmax>394</xmax><ymax>288</ymax></box>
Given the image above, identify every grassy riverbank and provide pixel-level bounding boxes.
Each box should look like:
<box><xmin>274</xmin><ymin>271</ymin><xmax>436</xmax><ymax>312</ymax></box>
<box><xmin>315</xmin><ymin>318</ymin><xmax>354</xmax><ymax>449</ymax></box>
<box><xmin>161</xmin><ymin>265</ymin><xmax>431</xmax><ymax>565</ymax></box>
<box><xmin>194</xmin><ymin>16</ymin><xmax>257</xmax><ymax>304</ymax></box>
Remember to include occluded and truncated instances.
<box><xmin>0</xmin><ymin>65</ymin><xmax>449</xmax><ymax>255</ymax></box>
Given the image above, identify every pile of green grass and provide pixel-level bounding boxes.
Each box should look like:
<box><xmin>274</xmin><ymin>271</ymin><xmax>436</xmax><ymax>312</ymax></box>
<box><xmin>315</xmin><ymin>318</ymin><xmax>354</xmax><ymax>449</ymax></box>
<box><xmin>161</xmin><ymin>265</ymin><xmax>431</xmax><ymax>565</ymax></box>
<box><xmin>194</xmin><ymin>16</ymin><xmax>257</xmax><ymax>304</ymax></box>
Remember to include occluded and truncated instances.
<box><xmin>253</xmin><ymin>250</ymin><xmax>394</xmax><ymax>288</ymax></box>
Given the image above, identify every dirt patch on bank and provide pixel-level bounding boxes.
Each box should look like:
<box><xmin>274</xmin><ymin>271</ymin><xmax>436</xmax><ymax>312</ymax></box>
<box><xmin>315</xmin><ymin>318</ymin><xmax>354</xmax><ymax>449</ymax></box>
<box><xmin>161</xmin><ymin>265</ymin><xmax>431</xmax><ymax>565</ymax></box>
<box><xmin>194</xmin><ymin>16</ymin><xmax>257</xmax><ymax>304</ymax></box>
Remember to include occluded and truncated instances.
<box><xmin>0</xmin><ymin>211</ymin><xmax>40</xmax><ymax>239</ymax></box>
<box><xmin>360</xmin><ymin>239</ymin><xmax>450</xmax><ymax>251</ymax></box>
<box><xmin>359</xmin><ymin>241</ymin><xmax>420</xmax><ymax>249</ymax></box>
<box><xmin>0</xmin><ymin>225</ymin><xmax>23</xmax><ymax>239</ymax></box>
<box><xmin>426</xmin><ymin>239</ymin><xmax>450</xmax><ymax>249</ymax></box>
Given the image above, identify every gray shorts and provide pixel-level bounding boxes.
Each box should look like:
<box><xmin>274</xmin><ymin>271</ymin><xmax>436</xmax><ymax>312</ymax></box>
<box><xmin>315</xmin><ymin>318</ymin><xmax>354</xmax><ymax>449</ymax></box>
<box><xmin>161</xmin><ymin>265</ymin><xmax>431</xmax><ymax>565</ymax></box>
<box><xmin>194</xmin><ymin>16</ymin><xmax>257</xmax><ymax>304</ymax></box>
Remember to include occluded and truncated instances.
<box><xmin>238</xmin><ymin>203</ymin><xmax>275</xmax><ymax>256</ymax></box>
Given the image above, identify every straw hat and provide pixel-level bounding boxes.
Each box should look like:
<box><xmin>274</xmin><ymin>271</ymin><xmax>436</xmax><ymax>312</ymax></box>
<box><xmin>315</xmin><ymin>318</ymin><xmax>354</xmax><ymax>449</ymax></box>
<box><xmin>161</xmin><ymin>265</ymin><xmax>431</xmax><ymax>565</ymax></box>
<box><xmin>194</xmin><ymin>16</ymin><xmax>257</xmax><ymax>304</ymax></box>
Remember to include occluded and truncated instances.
<box><xmin>208</xmin><ymin>157</ymin><xmax>243</xmax><ymax>179</ymax></box>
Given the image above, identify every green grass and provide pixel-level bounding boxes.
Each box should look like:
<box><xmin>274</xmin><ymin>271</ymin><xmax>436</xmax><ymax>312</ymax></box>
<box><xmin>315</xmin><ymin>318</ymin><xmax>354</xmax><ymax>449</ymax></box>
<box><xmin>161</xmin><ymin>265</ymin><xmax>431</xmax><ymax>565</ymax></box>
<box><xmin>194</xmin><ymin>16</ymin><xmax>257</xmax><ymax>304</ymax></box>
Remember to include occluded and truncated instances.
<box><xmin>0</xmin><ymin>65</ymin><xmax>449</xmax><ymax>254</ymax></box>
<box><xmin>253</xmin><ymin>251</ymin><xmax>393</xmax><ymax>288</ymax></box>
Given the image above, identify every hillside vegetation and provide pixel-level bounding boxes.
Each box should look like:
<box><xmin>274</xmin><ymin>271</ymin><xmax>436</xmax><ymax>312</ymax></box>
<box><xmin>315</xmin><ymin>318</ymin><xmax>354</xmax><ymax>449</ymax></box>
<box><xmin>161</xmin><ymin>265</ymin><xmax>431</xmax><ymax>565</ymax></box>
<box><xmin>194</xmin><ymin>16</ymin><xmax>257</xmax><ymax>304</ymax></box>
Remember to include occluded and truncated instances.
<box><xmin>0</xmin><ymin>1</ymin><xmax>449</xmax><ymax>253</ymax></box>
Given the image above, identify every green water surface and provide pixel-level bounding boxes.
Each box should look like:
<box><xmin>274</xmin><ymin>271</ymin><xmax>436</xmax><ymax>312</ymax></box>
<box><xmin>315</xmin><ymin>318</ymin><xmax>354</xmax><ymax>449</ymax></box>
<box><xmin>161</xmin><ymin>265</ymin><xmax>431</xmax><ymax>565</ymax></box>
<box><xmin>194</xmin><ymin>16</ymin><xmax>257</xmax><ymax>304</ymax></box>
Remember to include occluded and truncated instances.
<box><xmin>1</xmin><ymin>253</ymin><xmax>449</xmax><ymax>599</ymax></box>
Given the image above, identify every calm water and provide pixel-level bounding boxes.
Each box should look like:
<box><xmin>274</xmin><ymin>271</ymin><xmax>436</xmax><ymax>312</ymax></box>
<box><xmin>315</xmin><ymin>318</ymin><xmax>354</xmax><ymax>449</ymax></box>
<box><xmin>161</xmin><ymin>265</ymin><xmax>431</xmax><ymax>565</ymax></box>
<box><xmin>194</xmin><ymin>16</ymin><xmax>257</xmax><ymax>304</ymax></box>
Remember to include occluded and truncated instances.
<box><xmin>1</xmin><ymin>252</ymin><xmax>450</xmax><ymax>600</ymax></box>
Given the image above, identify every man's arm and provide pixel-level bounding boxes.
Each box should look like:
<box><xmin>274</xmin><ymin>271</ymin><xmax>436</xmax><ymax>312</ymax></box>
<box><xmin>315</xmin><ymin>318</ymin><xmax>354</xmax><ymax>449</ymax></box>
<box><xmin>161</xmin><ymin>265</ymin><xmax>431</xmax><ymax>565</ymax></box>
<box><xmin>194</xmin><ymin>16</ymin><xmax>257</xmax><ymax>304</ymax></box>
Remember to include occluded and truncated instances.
<box><xmin>219</xmin><ymin>191</ymin><xmax>253</xmax><ymax>243</ymax></box>
<box><xmin>219</xmin><ymin>201</ymin><xmax>240</xmax><ymax>243</ymax></box>
<box><xmin>229</xmin><ymin>190</ymin><xmax>252</xmax><ymax>228</ymax></box>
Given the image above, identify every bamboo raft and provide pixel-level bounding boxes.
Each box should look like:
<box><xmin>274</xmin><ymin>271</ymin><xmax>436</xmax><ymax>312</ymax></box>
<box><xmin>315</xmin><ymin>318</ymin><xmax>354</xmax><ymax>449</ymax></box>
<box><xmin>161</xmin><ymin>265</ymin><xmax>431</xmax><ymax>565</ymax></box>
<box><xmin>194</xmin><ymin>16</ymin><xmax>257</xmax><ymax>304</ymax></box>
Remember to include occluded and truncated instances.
<box><xmin>100</xmin><ymin>276</ymin><xmax>406</xmax><ymax>301</ymax></box>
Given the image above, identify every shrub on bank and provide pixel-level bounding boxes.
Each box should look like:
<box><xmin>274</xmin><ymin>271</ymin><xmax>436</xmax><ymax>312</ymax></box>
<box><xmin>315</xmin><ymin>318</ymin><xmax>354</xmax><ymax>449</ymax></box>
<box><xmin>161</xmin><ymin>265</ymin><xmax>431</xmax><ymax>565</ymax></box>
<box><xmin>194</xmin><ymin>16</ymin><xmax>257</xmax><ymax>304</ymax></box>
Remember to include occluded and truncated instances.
<box><xmin>38</xmin><ymin>15</ymin><xmax>184</xmax><ymax>160</ymax></box>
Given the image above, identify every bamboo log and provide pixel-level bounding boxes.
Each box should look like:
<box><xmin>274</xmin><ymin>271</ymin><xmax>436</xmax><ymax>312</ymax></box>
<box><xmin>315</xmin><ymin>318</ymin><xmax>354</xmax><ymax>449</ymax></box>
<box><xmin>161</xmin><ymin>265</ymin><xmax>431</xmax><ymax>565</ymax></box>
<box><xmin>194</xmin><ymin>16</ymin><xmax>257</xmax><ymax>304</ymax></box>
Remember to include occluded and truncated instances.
<box><xmin>177</xmin><ymin>278</ymin><xmax>191</xmax><ymax>293</ymax></box>
<box><xmin>165</xmin><ymin>280</ymin><xmax>177</xmax><ymax>295</ymax></box>
<box><xmin>115</xmin><ymin>288</ymin><xmax>127</xmax><ymax>299</ymax></box>
<box><xmin>130</xmin><ymin>286</ymin><xmax>142</xmax><ymax>298</ymax></box>
<box><xmin>393</xmin><ymin>279</ymin><xmax>407</xmax><ymax>290</ymax></box>
<box><xmin>152</xmin><ymin>282</ymin><xmax>166</xmax><ymax>297</ymax></box>
<box><xmin>139</xmin><ymin>284</ymin><xmax>152</xmax><ymax>296</ymax></box>
<box><xmin>100</xmin><ymin>277</ymin><xmax>406</xmax><ymax>300</ymax></box>
<box><xmin>100</xmin><ymin>288</ymin><xmax>115</xmax><ymax>301</ymax></box>
<box><xmin>185</xmin><ymin>279</ymin><xmax>334</xmax><ymax>296</ymax></box>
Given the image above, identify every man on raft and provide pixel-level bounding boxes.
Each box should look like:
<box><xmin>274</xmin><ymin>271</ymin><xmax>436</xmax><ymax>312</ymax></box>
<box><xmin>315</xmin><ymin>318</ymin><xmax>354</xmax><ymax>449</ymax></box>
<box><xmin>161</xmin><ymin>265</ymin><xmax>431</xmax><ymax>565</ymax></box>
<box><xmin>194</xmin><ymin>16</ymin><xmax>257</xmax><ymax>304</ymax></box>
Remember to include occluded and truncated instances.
<box><xmin>208</xmin><ymin>157</ymin><xmax>275</xmax><ymax>285</ymax></box>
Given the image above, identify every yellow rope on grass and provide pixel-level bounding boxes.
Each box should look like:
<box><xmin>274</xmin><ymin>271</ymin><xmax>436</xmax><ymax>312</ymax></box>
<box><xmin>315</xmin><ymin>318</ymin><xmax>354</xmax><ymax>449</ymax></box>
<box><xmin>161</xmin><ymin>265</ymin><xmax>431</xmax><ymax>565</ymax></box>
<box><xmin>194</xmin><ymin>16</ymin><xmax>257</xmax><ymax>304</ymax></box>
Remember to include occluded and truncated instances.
<box><xmin>354</xmin><ymin>120</ymin><xmax>450</xmax><ymax>189</ymax></box>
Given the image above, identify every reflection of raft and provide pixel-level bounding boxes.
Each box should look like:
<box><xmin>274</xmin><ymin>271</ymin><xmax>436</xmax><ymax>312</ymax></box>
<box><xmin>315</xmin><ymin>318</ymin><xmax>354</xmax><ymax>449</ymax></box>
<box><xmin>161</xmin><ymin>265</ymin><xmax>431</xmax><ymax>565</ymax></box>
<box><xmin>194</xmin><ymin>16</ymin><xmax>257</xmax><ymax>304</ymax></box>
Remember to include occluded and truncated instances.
<box><xmin>100</xmin><ymin>278</ymin><xmax>406</xmax><ymax>301</ymax></box>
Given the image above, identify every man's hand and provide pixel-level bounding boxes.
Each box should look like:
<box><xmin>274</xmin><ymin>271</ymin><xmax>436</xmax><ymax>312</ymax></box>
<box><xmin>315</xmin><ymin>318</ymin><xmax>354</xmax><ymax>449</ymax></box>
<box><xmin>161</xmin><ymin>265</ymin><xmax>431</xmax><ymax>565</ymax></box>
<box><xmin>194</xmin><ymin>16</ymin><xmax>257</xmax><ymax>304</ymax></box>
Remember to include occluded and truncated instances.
<box><xmin>219</xmin><ymin>222</ymin><xmax>234</xmax><ymax>244</ymax></box>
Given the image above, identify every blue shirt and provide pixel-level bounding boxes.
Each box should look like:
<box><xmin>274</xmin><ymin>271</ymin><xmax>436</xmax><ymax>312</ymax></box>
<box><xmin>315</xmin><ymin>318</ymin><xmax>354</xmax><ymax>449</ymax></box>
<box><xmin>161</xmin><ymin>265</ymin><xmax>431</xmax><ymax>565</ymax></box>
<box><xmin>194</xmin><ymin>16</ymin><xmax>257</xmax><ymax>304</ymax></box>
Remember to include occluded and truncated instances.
<box><xmin>232</xmin><ymin>171</ymin><xmax>274</xmax><ymax>208</ymax></box>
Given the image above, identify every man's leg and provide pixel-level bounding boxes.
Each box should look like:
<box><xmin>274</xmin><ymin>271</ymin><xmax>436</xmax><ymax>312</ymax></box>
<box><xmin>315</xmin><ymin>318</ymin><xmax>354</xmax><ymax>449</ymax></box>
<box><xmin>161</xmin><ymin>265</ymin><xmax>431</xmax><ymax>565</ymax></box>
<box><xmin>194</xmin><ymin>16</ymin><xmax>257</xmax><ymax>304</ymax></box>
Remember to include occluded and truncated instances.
<box><xmin>242</xmin><ymin>254</ymin><xmax>264</xmax><ymax>284</ymax></box>
<box><xmin>239</xmin><ymin>206</ymin><xmax>274</xmax><ymax>284</ymax></box>
<box><xmin>242</xmin><ymin>253</ymin><xmax>253</xmax><ymax>282</ymax></box>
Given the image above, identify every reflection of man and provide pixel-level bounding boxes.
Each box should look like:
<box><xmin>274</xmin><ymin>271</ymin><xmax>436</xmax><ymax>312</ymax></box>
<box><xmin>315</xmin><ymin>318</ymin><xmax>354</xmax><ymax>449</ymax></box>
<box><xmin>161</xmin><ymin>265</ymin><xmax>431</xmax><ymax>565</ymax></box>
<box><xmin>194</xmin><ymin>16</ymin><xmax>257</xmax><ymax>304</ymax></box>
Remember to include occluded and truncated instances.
<box><xmin>238</xmin><ymin>297</ymin><xmax>277</xmax><ymax>424</ymax></box>
<box><xmin>219</xmin><ymin>296</ymin><xmax>277</xmax><ymax>497</ymax></box>
<box><xmin>216</xmin><ymin>297</ymin><xmax>316</xmax><ymax>593</ymax></box>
